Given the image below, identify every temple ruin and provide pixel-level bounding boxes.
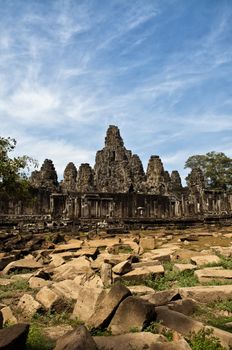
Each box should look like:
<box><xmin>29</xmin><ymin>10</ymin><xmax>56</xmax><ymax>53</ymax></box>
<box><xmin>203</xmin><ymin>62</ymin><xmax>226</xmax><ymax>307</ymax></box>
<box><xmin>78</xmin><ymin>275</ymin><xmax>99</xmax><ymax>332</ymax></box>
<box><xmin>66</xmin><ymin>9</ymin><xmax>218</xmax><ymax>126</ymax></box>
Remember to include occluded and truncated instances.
<box><xmin>0</xmin><ymin>125</ymin><xmax>231</xmax><ymax>227</ymax></box>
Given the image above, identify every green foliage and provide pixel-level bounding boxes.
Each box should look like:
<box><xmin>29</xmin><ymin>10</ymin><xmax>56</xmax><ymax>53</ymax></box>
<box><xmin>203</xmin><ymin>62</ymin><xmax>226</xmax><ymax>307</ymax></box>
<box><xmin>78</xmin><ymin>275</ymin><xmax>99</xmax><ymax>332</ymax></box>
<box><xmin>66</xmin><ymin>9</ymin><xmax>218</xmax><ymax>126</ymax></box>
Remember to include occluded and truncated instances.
<box><xmin>187</xmin><ymin>328</ymin><xmax>227</xmax><ymax>350</ymax></box>
<box><xmin>122</xmin><ymin>263</ymin><xmax>199</xmax><ymax>291</ymax></box>
<box><xmin>25</xmin><ymin>324</ymin><xmax>55</xmax><ymax>350</ymax></box>
<box><xmin>185</xmin><ymin>151</ymin><xmax>232</xmax><ymax>190</ymax></box>
<box><xmin>0</xmin><ymin>136</ymin><xmax>37</xmax><ymax>197</ymax></box>
<box><xmin>90</xmin><ymin>328</ymin><xmax>112</xmax><ymax>336</ymax></box>
<box><xmin>129</xmin><ymin>326</ymin><xmax>140</xmax><ymax>333</ymax></box>
<box><xmin>214</xmin><ymin>299</ymin><xmax>232</xmax><ymax>313</ymax></box>
<box><xmin>0</xmin><ymin>279</ymin><xmax>31</xmax><ymax>300</ymax></box>
<box><xmin>144</xmin><ymin>322</ymin><xmax>173</xmax><ymax>341</ymax></box>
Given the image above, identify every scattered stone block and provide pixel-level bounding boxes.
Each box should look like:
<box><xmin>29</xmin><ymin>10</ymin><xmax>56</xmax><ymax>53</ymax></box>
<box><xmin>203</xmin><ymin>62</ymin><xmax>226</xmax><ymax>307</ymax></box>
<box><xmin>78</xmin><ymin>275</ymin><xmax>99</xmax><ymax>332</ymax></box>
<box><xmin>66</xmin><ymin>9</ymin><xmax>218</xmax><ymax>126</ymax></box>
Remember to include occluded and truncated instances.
<box><xmin>179</xmin><ymin>285</ymin><xmax>232</xmax><ymax>303</ymax></box>
<box><xmin>54</xmin><ymin>325</ymin><xmax>97</xmax><ymax>350</ymax></box>
<box><xmin>173</xmin><ymin>264</ymin><xmax>197</xmax><ymax>272</ymax></box>
<box><xmin>115</xmin><ymin>265</ymin><xmax>164</xmax><ymax>283</ymax></box>
<box><xmin>0</xmin><ymin>306</ymin><xmax>17</xmax><ymax>325</ymax></box>
<box><xmin>53</xmin><ymin>257</ymin><xmax>92</xmax><ymax>281</ymax></box>
<box><xmin>29</xmin><ymin>277</ymin><xmax>52</xmax><ymax>289</ymax></box>
<box><xmin>100</xmin><ymin>263</ymin><xmax>112</xmax><ymax>286</ymax></box>
<box><xmin>18</xmin><ymin>294</ymin><xmax>42</xmax><ymax>318</ymax></box>
<box><xmin>128</xmin><ymin>285</ymin><xmax>154</xmax><ymax>296</ymax></box>
<box><xmin>36</xmin><ymin>286</ymin><xmax>67</xmax><ymax>312</ymax></box>
<box><xmin>109</xmin><ymin>296</ymin><xmax>156</xmax><ymax>334</ymax></box>
<box><xmin>191</xmin><ymin>255</ymin><xmax>221</xmax><ymax>266</ymax></box>
<box><xmin>144</xmin><ymin>290</ymin><xmax>180</xmax><ymax>306</ymax></box>
<box><xmin>94</xmin><ymin>332</ymin><xmax>167</xmax><ymax>350</ymax></box>
<box><xmin>140</xmin><ymin>237</ymin><xmax>157</xmax><ymax>250</ymax></box>
<box><xmin>112</xmin><ymin>260</ymin><xmax>132</xmax><ymax>275</ymax></box>
<box><xmin>194</xmin><ymin>268</ymin><xmax>232</xmax><ymax>283</ymax></box>
<box><xmin>0</xmin><ymin>323</ymin><xmax>30</xmax><ymax>350</ymax></box>
<box><xmin>72</xmin><ymin>287</ymin><xmax>105</xmax><ymax>323</ymax></box>
<box><xmin>88</xmin><ymin>284</ymin><xmax>131</xmax><ymax>329</ymax></box>
<box><xmin>3</xmin><ymin>259</ymin><xmax>43</xmax><ymax>275</ymax></box>
<box><xmin>150</xmin><ymin>339</ymin><xmax>192</xmax><ymax>350</ymax></box>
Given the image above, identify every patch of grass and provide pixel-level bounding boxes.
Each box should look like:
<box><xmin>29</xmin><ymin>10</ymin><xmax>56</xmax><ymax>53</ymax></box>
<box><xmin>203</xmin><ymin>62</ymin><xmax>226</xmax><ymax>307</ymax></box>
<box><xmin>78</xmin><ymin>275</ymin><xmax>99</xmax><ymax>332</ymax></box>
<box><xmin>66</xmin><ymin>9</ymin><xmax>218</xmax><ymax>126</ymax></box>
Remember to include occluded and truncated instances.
<box><xmin>121</xmin><ymin>264</ymin><xmax>199</xmax><ymax>291</ymax></box>
<box><xmin>187</xmin><ymin>328</ymin><xmax>227</xmax><ymax>350</ymax></box>
<box><xmin>25</xmin><ymin>323</ymin><xmax>55</xmax><ymax>350</ymax></box>
<box><xmin>0</xmin><ymin>279</ymin><xmax>31</xmax><ymax>300</ymax></box>
<box><xmin>202</xmin><ymin>256</ymin><xmax>232</xmax><ymax>270</ymax></box>
<box><xmin>193</xmin><ymin>303</ymin><xmax>232</xmax><ymax>333</ymax></box>
<box><xmin>130</xmin><ymin>326</ymin><xmax>140</xmax><ymax>333</ymax></box>
<box><xmin>144</xmin><ymin>321</ymin><xmax>173</xmax><ymax>341</ymax></box>
<box><xmin>32</xmin><ymin>307</ymin><xmax>83</xmax><ymax>328</ymax></box>
<box><xmin>90</xmin><ymin>328</ymin><xmax>112</xmax><ymax>336</ymax></box>
<box><xmin>213</xmin><ymin>299</ymin><xmax>232</xmax><ymax>313</ymax></box>
<box><xmin>118</xmin><ymin>246</ymin><xmax>133</xmax><ymax>254</ymax></box>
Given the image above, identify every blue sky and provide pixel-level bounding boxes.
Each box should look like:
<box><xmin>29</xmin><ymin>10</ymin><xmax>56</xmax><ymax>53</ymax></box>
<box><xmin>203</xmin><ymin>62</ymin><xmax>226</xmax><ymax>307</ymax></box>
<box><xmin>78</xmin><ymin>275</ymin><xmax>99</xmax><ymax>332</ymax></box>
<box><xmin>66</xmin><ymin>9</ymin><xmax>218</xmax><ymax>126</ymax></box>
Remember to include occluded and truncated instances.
<box><xmin>0</xmin><ymin>0</ymin><xmax>231</xmax><ymax>183</ymax></box>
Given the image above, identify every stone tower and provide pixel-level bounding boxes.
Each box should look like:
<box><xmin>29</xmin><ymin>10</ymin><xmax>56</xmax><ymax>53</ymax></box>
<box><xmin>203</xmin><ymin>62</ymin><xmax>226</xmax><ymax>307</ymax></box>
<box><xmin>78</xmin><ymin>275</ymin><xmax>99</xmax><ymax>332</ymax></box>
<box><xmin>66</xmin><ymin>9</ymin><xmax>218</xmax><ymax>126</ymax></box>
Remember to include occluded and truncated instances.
<box><xmin>170</xmin><ymin>170</ymin><xmax>182</xmax><ymax>192</ymax></box>
<box><xmin>76</xmin><ymin>163</ymin><xmax>95</xmax><ymax>192</ymax></box>
<box><xmin>30</xmin><ymin>159</ymin><xmax>58</xmax><ymax>191</ymax></box>
<box><xmin>62</xmin><ymin>162</ymin><xmax>77</xmax><ymax>192</ymax></box>
<box><xmin>94</xmin><ymin>125</ymin><xmax>134</xmax><ymax>192</ymax></box>
<box><xmin>146</xmin><ymin>155</ymin><xmax>169</xmax><ymax>195</ymax></box>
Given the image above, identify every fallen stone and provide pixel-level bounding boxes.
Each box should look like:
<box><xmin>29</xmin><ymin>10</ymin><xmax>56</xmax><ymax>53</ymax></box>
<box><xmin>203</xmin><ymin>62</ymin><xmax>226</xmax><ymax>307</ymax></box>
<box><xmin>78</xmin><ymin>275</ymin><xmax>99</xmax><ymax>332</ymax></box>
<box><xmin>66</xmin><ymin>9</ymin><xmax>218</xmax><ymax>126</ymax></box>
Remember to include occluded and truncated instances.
<box><xmin>78</xmin><ymin>274</ymin><xmax>104</xmax><ymax>289</ymax></box>
<box><xmin>36</xmin><ymin>286</ymin><xmax>67</xmax><ymax>312</ymax></box>
<box><xmin>194</xmin><ymin>268</ymin><xmax>232</xmax><ymax>283</ymax></box>
<box><xmin>168</xmin><ymin>298</ymin><xmax>198</xmax><ymax>316</ymax></box>
<box><xmin>10</xmin><ymin>273</ymin><xmax>34</xmax><ymax>281</ymax></box>
<box><xmin>72</xmin><ymin>287</ymin><xmax>105</xmax><ymax>323</ymax></box>
<box><xmin>109</xmin><ymin>296</ymin><xmax>156</xmax><ymax>335</ymax></box>
<box><xmin>53</xmin><ymin>257</ymin><xmax>92</xmax><ymax>281</ymax></box>
<box><xmin>17</xmin><ymin>294</ymin><xmax>42</xmax><ymax>318</ymax></box>
<box><xmin>112</xmin><ymin>260</ymin><xmax>132</xmax><ymax>275</ymax></box>
<box><xmin>2</xmin><ymin>259</ymin><xmax>43</xmax><ymax>275</ymax></box>
<box><xmin>150</xmin><ymin>338</ymin><xmax>192</xmax><ymax>350</ymax></box>
<box><xmin>0</xmin><ymin>306</ymin><xmax>17</xmax><ymax>325</ymax></box>
<box><xmin>142</xmin><ymin>289</ymin><xmax>180</xmax><ymax>306</ymax></box>
<box><xmin>191</xmin><ymin>255</ymin><xmax>221</xmax><ymax>266</ymax></box>
<box><xmin>140</xmin><ymin>237</ymin><xmax>157</xmax><ymax>250</ymax></box>
<box><xmin>0</xmin><ymin>323</ymin><xmax>30</xmax><ymax>350</ymax></box>
<box><xmin>53</xmin><ymin>242</ymin><xmax>82</xmax><ymax>253</ymax></box>
<box><xmin>100</xmin><ymin>262</ymin><xmax>112</xmax><ymax>286</ymax></box>
<box><xmin>143</xmin><ymin>248</ymin><xmax>172</xmax><ymax>262</ymax></box>
<box><xmin>43</xmin><ymin>325</ymin><xmax>73</xmax><ymax>341</ymax></box>
<box><xmin>54</xmin><ymin>325</ymin><xmax>97</xmax><ymax>350</ymax></box>
<box><xmin>174</xmin><ymin>264</ymin><xmax>197</xmax><ymax>272</ymax></box>
<box><xmin>128</xmin><ymin>285</ymin><xmax>155</xmax><ymax>296</ymax></box>
<box><xmin>116</xmin><ymin>265</ymin><xmax>164</xmax><ymax>283</ymax></box>
<box><xmin>94</xmin><ymin>332</ymin><xmax>167</xmax><ymax>350</ymax></box>
<box><xmin>156</xmin><ymin>306</ymin><xmax>232</xmax><ymax>349</ymax></box>
<box><xmin>88</xmin><ymin>284</ymin><xmax>131</xmax><ymax>329</ymax></box>
<box><xmin>212</xmin><ymin>246</ymin><xmax>232</xmax><ymax>258</ymax></box>
<box><xmin>179</xmin><ymin>285</ymin><xmax>232</xmax><ymax>303</ymax></box>
<box><xmin>29</xmin><ymin>277</ymin><xmax>52</xmax><ymax>289</ymax></box>
<box><xmin>53</xmin><ymin>280</ymin><xmax>80</xmax><ymax>300</ymax></box>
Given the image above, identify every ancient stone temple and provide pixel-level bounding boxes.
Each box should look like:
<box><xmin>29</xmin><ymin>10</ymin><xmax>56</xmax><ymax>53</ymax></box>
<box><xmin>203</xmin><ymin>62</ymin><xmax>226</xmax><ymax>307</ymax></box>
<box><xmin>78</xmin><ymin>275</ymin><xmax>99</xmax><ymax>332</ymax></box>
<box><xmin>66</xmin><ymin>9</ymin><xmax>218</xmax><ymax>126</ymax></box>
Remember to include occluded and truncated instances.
<box><xmin>1</xmin><ymin>125</ymin><xmax>231</xmax><ymax>224</ymax></box>
<box><xmin>30</xmin><ymin>159</ymin><xmax>58</xmax><ymax>191</ymax></box>
<box><xmin>94</xmin><ymin>125</ymin><xmax>134</xmax><ymax>192</ymax></box>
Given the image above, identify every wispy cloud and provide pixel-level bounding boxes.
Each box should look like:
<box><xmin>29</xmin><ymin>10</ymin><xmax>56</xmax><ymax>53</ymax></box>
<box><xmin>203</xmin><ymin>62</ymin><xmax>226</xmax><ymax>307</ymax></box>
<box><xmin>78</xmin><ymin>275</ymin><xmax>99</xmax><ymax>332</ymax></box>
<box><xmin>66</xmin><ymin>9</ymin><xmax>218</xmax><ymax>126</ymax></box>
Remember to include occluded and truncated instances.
<box><xmin>0</xmin><ymin>0</ymin><xmax>231</xmax><ymax>181</ymax></box>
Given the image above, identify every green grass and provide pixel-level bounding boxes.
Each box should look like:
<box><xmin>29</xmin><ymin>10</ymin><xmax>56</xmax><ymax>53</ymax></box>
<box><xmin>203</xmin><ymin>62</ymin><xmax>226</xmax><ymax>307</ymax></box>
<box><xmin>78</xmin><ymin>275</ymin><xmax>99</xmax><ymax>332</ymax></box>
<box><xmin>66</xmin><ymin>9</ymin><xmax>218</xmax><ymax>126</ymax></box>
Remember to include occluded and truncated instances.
<box><xmin>0</xmin><ymin>279</ymin><xmax>31</xmax><ymax>299</ymax></box>
<box><xmin>202</xmin><ymin>256</ymin><xmax>232</xmax><ymax>270</ymax></box>
<box><xmin>187</xmin><ymin>328</ymin><xmax>228</xmax><ymax>350</ymax></box>
<box><xmin>25</xmin><ymin>324</ymin><xmax>55</xmax><ymax>350</ymax></box>
<box><xmin>193</xmin><ymin>303</ymin><xmax>232</xmax><ymax>333</ymax></box>
<box><xmin>121</xmin><ymin>262</ymin><xmax>199</xmax><ymax>291</ymax></box>
<box><xmin>143</xmin><ymin>322</ymin><xmax>173</xmax><ymax>341</ymax></box>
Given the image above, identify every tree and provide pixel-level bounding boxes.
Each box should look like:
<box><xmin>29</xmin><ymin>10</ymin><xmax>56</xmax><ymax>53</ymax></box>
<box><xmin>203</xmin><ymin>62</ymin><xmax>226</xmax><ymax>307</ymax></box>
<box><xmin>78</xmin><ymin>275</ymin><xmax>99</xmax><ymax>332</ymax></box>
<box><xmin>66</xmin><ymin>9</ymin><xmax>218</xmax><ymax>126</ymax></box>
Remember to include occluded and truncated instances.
<box><xmin>0</xmin><ymin>136</ymin><xmax>37</xmax><ymax>197</ymax></box>
<box><xmin>185</xmin><ymin>151</ymin><xmax>232</xmax><ymax>191</ymax></box>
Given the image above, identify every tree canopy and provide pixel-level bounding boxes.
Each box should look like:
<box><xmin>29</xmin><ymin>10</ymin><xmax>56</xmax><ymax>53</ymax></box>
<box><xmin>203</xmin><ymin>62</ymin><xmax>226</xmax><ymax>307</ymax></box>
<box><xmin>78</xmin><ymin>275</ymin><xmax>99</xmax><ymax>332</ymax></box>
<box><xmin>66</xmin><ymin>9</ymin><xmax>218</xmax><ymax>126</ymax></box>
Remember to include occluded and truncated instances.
<box><xmin>0</xmin><ymin>136</ymin><xmax>37</xmax><ymax>197</ymax></box>
<box><xmin>185</xmin><ymin>151</ymin><xmax>232</xmax><ymax>191</ymax></box>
